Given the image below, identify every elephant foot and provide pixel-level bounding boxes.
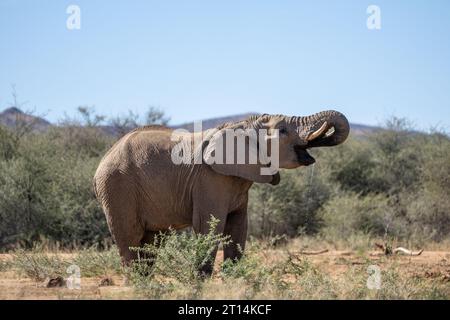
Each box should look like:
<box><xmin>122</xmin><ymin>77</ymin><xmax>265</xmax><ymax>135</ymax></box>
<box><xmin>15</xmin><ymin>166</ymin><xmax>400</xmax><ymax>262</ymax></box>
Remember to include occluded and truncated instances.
<box><xmin>198</xmin><ymin>264</ymin><xmax>214</xmax><ymax>279</ymax></box>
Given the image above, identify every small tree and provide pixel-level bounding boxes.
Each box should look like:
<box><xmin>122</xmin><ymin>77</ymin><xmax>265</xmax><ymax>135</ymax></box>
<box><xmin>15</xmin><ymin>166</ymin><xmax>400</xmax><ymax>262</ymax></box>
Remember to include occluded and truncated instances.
<box><xmin>144</xmin><ymin>106</ymin><xmax>170</xmax><ymax>126</ymax></box>
<box><xmin>109</xmin><ymin>110</ymin><xmax>140</xmax><ymax>137</ymax></box>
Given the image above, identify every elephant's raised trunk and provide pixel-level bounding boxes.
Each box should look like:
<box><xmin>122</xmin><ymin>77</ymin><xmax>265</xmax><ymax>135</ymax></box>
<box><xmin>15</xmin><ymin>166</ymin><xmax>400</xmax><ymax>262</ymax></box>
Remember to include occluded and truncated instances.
<box><xmin>292</xmin><ymin>110</ymin><xmax>350</xmax><ymax>147</ymax></box>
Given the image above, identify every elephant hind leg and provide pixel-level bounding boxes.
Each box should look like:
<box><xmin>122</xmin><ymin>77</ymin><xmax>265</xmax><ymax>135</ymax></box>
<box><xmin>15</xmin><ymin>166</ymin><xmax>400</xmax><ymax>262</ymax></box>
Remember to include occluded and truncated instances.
<box><xmin>108</xmin><ymin>212</ymin><xmax>144</xmax><ymax>266</ymax></box>
<box><xmin>117</xmin><ymin>238</ymin><xmax>142</xmax><ymax>266</ymax></box>
<box><xmin>98</xmin><ymin>180</ymin><xmax>144</xmax><ymax>266</ymax></box>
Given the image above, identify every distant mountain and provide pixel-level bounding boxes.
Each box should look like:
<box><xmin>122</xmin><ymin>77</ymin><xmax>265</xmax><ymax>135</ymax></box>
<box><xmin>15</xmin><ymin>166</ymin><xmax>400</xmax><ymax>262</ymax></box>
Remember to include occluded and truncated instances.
<box><xmin>348</xmin><ymin>123</ymin><xmax>381</xmax><ymax>135</ymax></box>
<box><xmin>172</xmin><ymin>113</ymin><xmax>258</xmax><ymax>131</ymax></box>
<box><xmin>0</xmin><ymin>107</ymin><xmax>51</xmax><ymax>132</ymax></box>
<box><xmin>0</xmin><ymin>107</ymin><xmax>379</xmax><ymax>136</ymax></box>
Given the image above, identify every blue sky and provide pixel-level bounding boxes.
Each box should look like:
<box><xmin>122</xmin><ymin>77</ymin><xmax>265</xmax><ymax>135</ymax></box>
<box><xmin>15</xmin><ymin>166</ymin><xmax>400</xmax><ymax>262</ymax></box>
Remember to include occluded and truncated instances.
<box><xmin>1</xmin><ymin>0</ymin><xmax>449</xmax><ymax>130</ymax></box>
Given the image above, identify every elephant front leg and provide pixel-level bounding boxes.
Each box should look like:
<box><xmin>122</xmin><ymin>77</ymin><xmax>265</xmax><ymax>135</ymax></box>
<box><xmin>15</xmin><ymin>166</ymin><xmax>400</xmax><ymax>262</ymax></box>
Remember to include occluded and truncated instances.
<box><xmin>192</xmin><ymin>209</ymin><xmax>227</xmax><ymax>277</ymax></box>
<box><xmin>223</xmin><ymin>207</ymin><xmax>248</xmax><ymax>262</ymax></box>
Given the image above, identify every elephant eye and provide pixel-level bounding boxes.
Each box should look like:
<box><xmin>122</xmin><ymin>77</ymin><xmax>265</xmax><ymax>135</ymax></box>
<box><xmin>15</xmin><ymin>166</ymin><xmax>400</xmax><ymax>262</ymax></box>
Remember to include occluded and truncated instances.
<box><xmin>279</xmin><ymin>127</ymin><xmax>288</xmax><ymax>135</ymax></box>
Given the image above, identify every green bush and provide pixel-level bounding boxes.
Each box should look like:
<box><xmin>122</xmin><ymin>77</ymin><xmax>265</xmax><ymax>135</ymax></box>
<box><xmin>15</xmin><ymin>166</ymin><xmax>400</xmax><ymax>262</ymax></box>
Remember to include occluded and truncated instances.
<box><xmin>319</xmin><ymin>192</ymin><xmax>404</xmax><ymax>240</ymax></box>
<box><xmin>127</xmin><ymin>217</ymin><xmax>230</xmax><ymax>299</ymax></box>
<box><xmin>0</xmin><ymin>123</ymin><xmax>112</xmax><ymax>249</ymax></box>
<box><xmin>0</xmin><ymin>155</ymin><xmax>53</xmax><ymax>248</ymax></box>
<box><xmin>10</xmin><ymin>245</ymin><xmax>69</xmax><ymax>281</ymax></box>
<box><xmin>318</xmin><ymin>139</ymin><xmax>380</xmax><ymax>195</ymax></box>
<box><xmin>0</xmin><ymin>125</ymin><xmax>18</xmax><ymax>160</ymax></box>
<box><xmin>72</xmin><ymin>245</ymin><xmax>122</xmax><ymax>277</ymax></box>
<box><xmin>248</xmin><ymin>168</ymin><xmax>329</xmax><ymax>238</ymax></box>
<box><xmin>9</xmin><ymin>244</ymin><xmax>122</xmax><ymax>281</ymax></box>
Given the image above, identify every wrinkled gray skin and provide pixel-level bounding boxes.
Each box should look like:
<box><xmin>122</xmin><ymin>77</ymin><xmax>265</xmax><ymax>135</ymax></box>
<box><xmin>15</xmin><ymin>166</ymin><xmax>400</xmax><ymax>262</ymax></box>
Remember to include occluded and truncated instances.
<box><xmin>93</xmin><ymin>110</ymin><xmax>349</xmax><ymax>275</ymax></box>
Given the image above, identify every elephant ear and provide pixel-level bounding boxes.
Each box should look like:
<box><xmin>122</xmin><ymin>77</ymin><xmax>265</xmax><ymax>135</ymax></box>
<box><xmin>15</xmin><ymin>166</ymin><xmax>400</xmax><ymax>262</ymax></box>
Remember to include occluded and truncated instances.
<box><xmin>203</xmin><ymin>123</ymin><xmax>280</xmax><ymax>185</ymax></box>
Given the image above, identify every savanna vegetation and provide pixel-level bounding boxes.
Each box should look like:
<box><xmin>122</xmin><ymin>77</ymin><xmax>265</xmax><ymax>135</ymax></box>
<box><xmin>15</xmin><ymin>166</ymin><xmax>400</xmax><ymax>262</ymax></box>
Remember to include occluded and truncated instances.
<box><xmin>1</xmin><ymin>107</ymin><xmax>449</xmax><ymax>249</ymax></box>
<box><xmin>0</xmin><ymin>104</ymin><xmax>449</xmax><ymax>299</ymax></box>
<box><xmin>250</xmin><ymin>117</ymin><xmax>450</xmax><ymax>247</ymax></box>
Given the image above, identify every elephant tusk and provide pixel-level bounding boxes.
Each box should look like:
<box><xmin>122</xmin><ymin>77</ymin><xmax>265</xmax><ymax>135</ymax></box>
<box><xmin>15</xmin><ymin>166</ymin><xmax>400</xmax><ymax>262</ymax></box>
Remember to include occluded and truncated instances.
<box><xmin>307</xmin><ymin>122</ymin><xmax>328</xmax><ymax>141</ymax></box>
<box><xmin>325</xmin><ymin>126</ymin><xmax>335</xmax><ymax>137</ymax></box>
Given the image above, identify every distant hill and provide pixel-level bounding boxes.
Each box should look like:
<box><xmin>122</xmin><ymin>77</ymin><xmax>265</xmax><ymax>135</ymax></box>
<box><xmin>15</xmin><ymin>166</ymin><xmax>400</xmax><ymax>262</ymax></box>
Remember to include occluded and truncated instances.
<box><xmin>172</xmin><ymin>113</ymin><xmax>258</xmax><ymax>131</ymax></box>
<box><xmin>0</xmin><ymin>107</ymin><xmax>51</xmax><ymax>132</ymax></box>
<box><xmin>348</xmin><ymin>123</ymin><xmax>381</xmax><ymax>135</ymax></box>
<box><xmin>0</xmin><ymin>107</ymin><xmax>379</xmax><ymax>136</ymax></box>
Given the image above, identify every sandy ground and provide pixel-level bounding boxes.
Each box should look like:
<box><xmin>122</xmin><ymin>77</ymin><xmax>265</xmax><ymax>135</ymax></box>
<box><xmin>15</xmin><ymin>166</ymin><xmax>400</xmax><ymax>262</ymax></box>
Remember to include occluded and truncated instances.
<box><xmin>1</xmin><ymin>250</ymin><xmax>449</xmax><ymax>299</ymax></box>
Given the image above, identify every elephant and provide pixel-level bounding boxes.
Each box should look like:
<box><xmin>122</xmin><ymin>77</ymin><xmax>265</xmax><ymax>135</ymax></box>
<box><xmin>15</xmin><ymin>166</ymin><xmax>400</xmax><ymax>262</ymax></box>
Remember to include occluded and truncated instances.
<box><xmin>93</xmin><ymin>110</ymin><xmax>349</xmax><ymax>275</ymax></box>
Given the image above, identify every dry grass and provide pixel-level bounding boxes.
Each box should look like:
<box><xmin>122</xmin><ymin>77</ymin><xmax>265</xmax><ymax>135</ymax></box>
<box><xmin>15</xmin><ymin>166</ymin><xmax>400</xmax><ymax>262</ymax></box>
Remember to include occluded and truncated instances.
<box><xmin>0</xmin><ymin>238</ymin><xmax>449</xmax><ymax>300</ymax></box>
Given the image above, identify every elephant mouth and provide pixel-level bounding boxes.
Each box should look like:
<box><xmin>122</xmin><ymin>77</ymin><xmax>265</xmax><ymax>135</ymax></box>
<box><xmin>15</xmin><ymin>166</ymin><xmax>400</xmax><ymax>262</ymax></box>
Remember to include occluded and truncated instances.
<box><xmin>294</xmin><ymin>145</ymin><xmax>316</xmax><ymax>166</ymax></box>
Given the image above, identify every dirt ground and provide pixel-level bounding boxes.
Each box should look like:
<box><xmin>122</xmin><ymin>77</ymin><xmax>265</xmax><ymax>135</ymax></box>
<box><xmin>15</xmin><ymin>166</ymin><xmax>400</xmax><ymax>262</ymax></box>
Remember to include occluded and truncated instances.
<box><xmin>1</xmin><ymin>250</ymin><xmax>449</xmax><ymax>299</ymax></box>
